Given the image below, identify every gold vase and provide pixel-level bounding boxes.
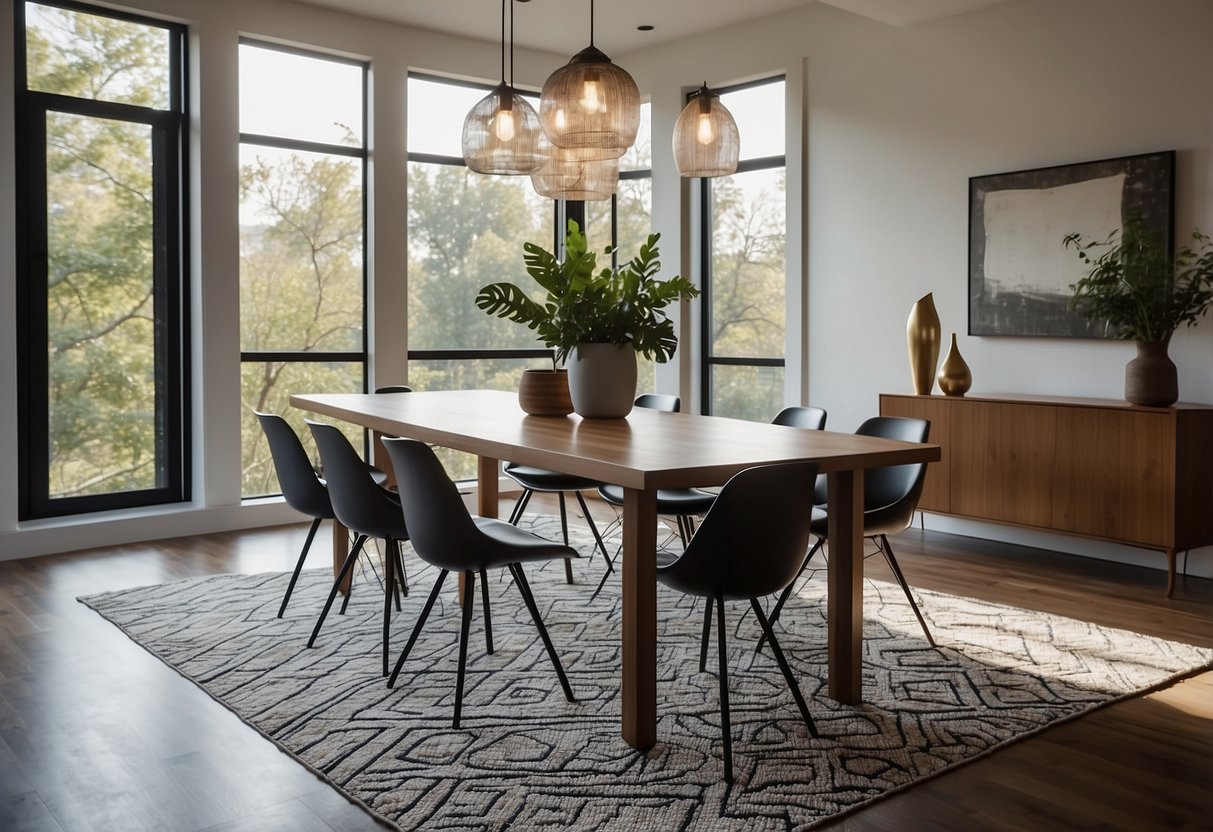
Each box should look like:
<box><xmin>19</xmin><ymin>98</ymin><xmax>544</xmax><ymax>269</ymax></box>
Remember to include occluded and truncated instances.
<box><xmin>937</xmin><ymin>332</ymin><xmax>972</xmax><ymax>396</ymax></box>
<box><xmin>906</xmin><ymin>293</ymin><xmax>941</xmax><ymax>395</ymax></box>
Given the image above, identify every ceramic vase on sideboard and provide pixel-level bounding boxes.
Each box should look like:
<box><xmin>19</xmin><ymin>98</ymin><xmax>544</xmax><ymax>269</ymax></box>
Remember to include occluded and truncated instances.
<box><xmin>906</xmin><ymin>293</ymin><xmax>941</xmax><ymax>395</ymax></box>
<box><xmin>937</xmin><ymin>332</ymin><xmax>972</xmax><ymax>397</ymax></box>
<box><xmin>1125</xmin><ymin>338</ymin><xmax>1178</xmax><ymax>407</ymax></box>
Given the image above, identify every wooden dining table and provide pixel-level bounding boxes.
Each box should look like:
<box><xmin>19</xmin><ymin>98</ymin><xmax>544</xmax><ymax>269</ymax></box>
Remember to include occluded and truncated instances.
<box><xmin>291</xmin><ymin>389</ymin><xmax>940</xmax><ymax>752</ymax></box>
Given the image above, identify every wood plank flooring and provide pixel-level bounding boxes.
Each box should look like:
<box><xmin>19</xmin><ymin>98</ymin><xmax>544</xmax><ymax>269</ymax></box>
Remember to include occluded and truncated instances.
<box><xmin>0</xmin><ymin>497</ymin><xmax>1209</xmax><ymax>831</ymax></box>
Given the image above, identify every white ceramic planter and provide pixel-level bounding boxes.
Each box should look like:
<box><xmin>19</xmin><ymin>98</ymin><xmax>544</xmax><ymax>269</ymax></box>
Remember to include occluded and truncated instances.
<box><xmin>566</xmin><ymin>342</ymin><xmax>637</xmax><ymax>418</ymax></box>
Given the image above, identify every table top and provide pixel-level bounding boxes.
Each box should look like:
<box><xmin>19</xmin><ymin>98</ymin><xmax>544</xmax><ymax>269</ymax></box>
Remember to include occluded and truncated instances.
<box><xmin>292</xmin><ymin>390</ymin><xmax>940</xmax><ymax>491</ymax></box>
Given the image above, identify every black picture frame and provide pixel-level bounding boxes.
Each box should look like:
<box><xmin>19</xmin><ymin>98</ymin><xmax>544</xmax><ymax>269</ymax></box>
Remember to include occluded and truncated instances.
<box><xmin>968</xmin><ymin>150</ymin><xmax>1175</xmax><ymax>338</ymax></box>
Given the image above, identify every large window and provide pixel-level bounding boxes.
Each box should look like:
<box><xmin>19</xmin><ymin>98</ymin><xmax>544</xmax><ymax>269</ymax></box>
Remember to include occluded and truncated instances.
<box><xmin>239</xmin><ymin>43</ymin><xmax>367</xmax><ymax>497</ymax></box>
<box><xmin>699</xmin><ymin>78</ymin><xmax>786</xmax><ymax>419</ymax></box>
<box><xmin>15</xmin><ymin>1</ymin><xmax>188</xmax><ymax>518</ymax></box>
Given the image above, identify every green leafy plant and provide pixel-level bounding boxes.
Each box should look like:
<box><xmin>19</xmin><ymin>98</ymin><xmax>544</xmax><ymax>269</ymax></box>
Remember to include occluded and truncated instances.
<box><xmin>1065</xmin><ymin>216</ymin><xmax>1213</xmax><ymax>342</ymax></box>
<box><xmin>476</xmin><ymin>220</ymin><xmax>700</xmax><ymax>365</ymax></box>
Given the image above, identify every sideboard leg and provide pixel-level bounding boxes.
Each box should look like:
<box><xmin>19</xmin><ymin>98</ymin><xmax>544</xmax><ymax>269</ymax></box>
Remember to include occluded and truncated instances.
<box><xmin>1165</xmin><ymin>548</ymin><xmax>1176</xmax><ymax>599</ymax></box>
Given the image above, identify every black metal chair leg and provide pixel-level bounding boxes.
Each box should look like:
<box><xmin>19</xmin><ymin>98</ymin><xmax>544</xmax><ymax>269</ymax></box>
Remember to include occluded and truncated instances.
<box><xmin>453</xmin><ymin>571</ymin><xmax>476</xmax><ymax>729</ymax></box>
<box><xmin>510</xmin><ymin>564</ymin><xmax>575</xmax><ymax>702</ymax></box>
<box><xmin>395</xmin><ymin>545</ymin><xmax>409</xmax><ymax>597</ymax></box>
<box><xmin>573</xmin><ymin>491</ymin><xmax>613</xmax><ymax>573</ymax></box>
<box><xmin>751</xmin><ymin>599</ymin><xmax>819</xmax><ymax>738</ymax></box>
<box><xmin>382</xmin><ymin>538</ymin><xmax>395</xmax><ymax>676</ymax></box>
<box><xmin>878</xmin><ymin>534</ymin><xmax>936</xmax><ymax>647</ymax></box>
<box><xmin>339</xmin><ymin>534</ymin><xmax>370</xmax><ymax>616</ymax></box>
<box><xmin>756</xmin><ymin>536</ymin><xmax>824</xmax><ymax>652</ymax></box>
<box><xmin>308</xmin><ymin>534</ymin><xmax>367</xmax><ymax>648</ymax></box>
<box><xmin>387</xmin><ymin>569</ymin><xmax>448</xmax><ymax>688</ymax></box>
<box><xmin>480</xmin><ymin>568</ymin><xmax>494</xmax><ymax>655</ymax></box>
<box><xmin>699</xmin><ymin>599</ymin><xmax>713</xmax><ymax>672</ymax></box>
<box><xmin>557</xmin><ymin>493</ymin><xmax>575</xmax><ymax>584</ymax></box>
<box><xmin>391</xmin><ymin>543</ymin><xmax>402</xmax><ymax>613</ymax></box>
<box><xmin>507</xmin><ymin>488</ymin><xmax>533</xmax><ymax>526</ymax></box>
<box><xmin>279</xmin><ymin>516</ymin><xmax>322</xmax><ymax>618</ymax></box>
<box><xmin>715</xmin><ymin>594</ymin><xmax>733</xmax><ymax>785</ymax></box>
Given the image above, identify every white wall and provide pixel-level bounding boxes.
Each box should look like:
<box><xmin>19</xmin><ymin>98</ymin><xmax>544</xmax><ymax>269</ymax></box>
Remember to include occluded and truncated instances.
<box><xmin>620</xmin><ymin>0</ymin><xmax>1213</xmax><ymax>577</ymax></box>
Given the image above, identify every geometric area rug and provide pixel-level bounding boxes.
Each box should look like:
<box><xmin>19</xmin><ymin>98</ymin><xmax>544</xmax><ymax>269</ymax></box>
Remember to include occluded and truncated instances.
<box><xmin>80</xmin><ymin>518</ymin><xmax>1213</xmax><ymax>831</ymax></box>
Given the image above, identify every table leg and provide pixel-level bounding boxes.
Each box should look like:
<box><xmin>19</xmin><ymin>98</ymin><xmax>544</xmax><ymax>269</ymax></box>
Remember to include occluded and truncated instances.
<box><xmin>477</xmin><ymin>455</ymin><xmax>499</xmax><ymax>519</ymax></box>
<box><xmin>826</xmin><ymin>468</ymin><xmax>864</xmax><ymax>704</ymax></box>
<box><xmin>332</xmin><ymin>520</ymin><xmax>352</xmax><ymax>594</ymax></box>
<box><xmin>621</xmin><ymin>487</ymin><xmax>658</xmax><ymax>751</ymax></box>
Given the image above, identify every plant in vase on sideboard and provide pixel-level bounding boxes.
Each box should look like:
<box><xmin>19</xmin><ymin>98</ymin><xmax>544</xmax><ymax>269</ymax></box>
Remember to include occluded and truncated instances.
<box><xmin>1065</xmin><ymin>216</ymin><xmax>1213</xmax><ymax>407</ymax></box>
<box><xmin>476</xmin><ymin>220</ymin><xmax>699</xmax><ymax>418</ymax></box>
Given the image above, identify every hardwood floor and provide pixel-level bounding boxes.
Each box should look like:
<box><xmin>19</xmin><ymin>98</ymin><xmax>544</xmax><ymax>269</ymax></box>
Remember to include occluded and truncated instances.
<box><xmin>1</xmin><ymin>497</ymin><xmax>1209</xmax><ymax>831</ymax></box>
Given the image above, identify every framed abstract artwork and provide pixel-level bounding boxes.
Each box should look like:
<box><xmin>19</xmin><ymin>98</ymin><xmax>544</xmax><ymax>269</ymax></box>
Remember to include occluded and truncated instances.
<box><xmin>968</xmin><ymin>150</ymin><xmax>1174</xmax><ymax>337</ymax></box>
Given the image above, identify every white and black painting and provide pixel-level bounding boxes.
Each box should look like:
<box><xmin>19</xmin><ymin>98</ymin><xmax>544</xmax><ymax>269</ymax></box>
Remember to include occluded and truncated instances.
<box><xmin>968</xmin><ymin>151</ymin><xmax>1174</xmax><ymax>337</ymax></box>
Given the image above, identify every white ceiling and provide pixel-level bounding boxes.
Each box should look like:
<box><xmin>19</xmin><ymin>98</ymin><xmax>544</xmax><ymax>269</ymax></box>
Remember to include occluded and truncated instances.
<box><xmin>292</xmin><ymin>0</ymin><xmax>1009</xmax><ymax>54</ymax></box>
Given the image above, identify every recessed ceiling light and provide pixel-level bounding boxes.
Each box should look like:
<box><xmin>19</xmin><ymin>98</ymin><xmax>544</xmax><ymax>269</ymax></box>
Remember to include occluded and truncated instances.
<box><xmin>637</xmin><ymin>24</ymin><xmax>654</xmax><ymax>31</ymax></box>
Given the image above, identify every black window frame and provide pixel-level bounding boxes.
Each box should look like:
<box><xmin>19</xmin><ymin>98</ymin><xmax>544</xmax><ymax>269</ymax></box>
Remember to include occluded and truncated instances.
<box><xmin>697</xmin><ymin>75</ymin><xmax>787</xmax><ymax>416</ymax></box>
<box><xmin>15</xmin><ymin>0</ymin><xmax>191</xmax><ymax>519</ymax></box>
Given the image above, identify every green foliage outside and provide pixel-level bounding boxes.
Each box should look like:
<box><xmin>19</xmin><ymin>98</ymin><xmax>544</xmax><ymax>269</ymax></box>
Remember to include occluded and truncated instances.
<box><xmin>28</xmin><ymin>8</ymin><xmax>169</xmax><ymax>498</ymax></box>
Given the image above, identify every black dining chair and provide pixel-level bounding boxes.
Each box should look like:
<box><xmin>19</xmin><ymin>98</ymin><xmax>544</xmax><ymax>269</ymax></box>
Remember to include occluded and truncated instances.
<box><xmin>255</xmin><ymin>412</ymin><xmax>337</xmax><ymax>619</ymax></box>
<box><xmin>596</xmin><ymin>394</ymin><xmax>716</xmax><ymax>547</ymax></box>
<box><xmin>657</xmin><ymin>461</ymin><xmax>822</xmax><ymax>784</ymax></box>
<box><xmin>375</xmin><ymin>384</ymin><xmax>413</xmax><ymax>394</ymax></box>
<box><xmin>382</xmin><ymin>437</ymin><xmax>576</xmax><ymax>728</ymax></box>
<box><xmin>763</xmin><ymin>415</ymin><xmax>936</xmax><ymax>648</ymax></box>
<box><xmin>307</xmin><ymin>421</ymin><xmax>411</xmax><ymax>676</ymax></box>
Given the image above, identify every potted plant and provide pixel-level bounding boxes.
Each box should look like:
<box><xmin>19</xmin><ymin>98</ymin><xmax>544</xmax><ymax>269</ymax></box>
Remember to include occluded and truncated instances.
<box><xmin>1065</xmin><ymin>216</ymin><xmax>1213</xmax><ymax>406</ymax></box>
<box><xmin>476</xmin><ymin>220</ymin><xmax>699</xmax><ymax>417</ymax></box>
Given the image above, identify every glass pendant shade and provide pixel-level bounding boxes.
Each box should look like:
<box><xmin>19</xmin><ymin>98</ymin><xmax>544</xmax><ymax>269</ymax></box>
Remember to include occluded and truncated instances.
<box><xmin>462</xmin><ymin>83</ymin><xmax>547</xmax><ymax>175</ymax></box>
<box><xmin>531</xmin><ymin>147</ymin><xmax>618</xmax><ymax>201</ymax></box>
<box><xmin>673</xmin><ymin>85</ymin><xmax>740</xmax><ymax>178</ymax></box>
<box><xmin>540</xmin><ymin>45</ymin><xmax>640</xmax><ymax>160</ymax></box>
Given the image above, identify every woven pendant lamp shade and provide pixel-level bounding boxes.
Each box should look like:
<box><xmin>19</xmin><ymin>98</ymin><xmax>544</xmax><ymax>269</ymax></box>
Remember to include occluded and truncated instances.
<box><xmin>462</xmin><ymin>83</ymin><xmax>547</xmax><ymax>175</ymax></box>
<box><xmin>673</xmin><ymin>85</ymin><xmax>740</xmax><ymax>178</ymax></box>
<box><xmin>539</xmin><ymin>44</ymin><xmax>640</xmax><ymax>160</ymax></box>
<box><xmin>531</xmin><ymin>147</ymin><xmax>618</xmax><ymax>201</ymax></box>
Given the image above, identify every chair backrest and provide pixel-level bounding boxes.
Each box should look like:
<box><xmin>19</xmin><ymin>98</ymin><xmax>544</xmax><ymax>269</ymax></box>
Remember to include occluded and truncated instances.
<box><xmin>308</xmin><ymin>421</ymin><xmax>407</xmax><ymax>539</ymax></box>
<box><xmin>635</xmin><ymin>393</ymin><xmax>680</xmax><ymax>413</ymax></box>
<box><xmin>772</xmin><ymin>405</ymin><xmax>827</xmax><ymax>431</ymax></box>
<box><xmin>375</xmin><ymin>385</ymin><xmax>413</xmax><ymax>394</ymax></box>
<box><xmin>855</xmin><ymin>416</ymin><xmax>930</xmax><ymax>512</ymax></box>
<box><xmin>660</xmin><ymin>461</ymin><xmax>819</xmax><ymax>600</ymax></box>
<box><xmin>255</xmin><ymin>412</ymin><xmax>333</xmax><ymax>520</ymax></box>
<box><xmin>381</xmin><ymin>437</ymin><xmax>484</xmax><ymax>571</ymax></box>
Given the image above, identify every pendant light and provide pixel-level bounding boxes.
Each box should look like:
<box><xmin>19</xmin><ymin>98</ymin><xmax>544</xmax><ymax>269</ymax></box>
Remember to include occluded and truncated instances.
<box><xmin>539</xmin><ymin>0</ymin><xmax>640</xmax><ymax>161</ymax></box>
<box><xmin>673</xmin><ymin>83</ymin><xmax>740</xmax><ymax>178</ymax></box>
<box><xmin>462</xmin><ymin>0</ymin><xmax>547</xmax><ymax>175</ymax></box>
<box><xmin>531</xmin><ymin>147</ymin><xmax>619</xmax><ymax>201</ymax></box>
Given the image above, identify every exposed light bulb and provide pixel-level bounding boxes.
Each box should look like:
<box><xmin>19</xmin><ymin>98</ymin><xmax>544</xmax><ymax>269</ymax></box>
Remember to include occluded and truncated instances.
<box><xmin>493</xmin><ymin>108</ymin><xmax>516</xmax><ymax>142</ymax></box>
<box><xmin>580</xmin><ymin>79</ymin><xmax>602</xmax><ymax>112</ymax></box>
<box><xmin>696</xmin><ymin>113</ymin><xmax>715</xmax><ymax>145</ymax></box>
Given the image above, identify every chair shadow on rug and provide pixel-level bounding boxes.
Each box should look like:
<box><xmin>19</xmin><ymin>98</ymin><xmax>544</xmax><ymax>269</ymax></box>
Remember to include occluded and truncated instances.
<box><xmin>382</xmin><ymin>437</ymin><xmax>577</xmax><ymax>729</ymax></box>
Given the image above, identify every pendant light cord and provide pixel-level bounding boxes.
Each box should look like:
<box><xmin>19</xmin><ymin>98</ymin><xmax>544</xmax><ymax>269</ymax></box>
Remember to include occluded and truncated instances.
<box><xmin>499</xmin><ymin>0</ymin><xmax>506</xmax><ymax>83</ymax></box>
<box><xmin>590</xmin><ymin>0</ymin><xmax>595</xmax><ymax>46</ymax></box>
<box><xmin>508</xmin><ymin>0</ymin><xmax>515</xmax><ymax>86</ymax></box>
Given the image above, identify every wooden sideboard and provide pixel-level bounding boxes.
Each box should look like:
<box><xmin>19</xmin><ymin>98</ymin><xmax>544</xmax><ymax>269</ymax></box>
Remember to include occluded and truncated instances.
<box><xmin>879</xmin><ymin>393</ymin><xmax>1213</xmax><ymax>596</ymax></box>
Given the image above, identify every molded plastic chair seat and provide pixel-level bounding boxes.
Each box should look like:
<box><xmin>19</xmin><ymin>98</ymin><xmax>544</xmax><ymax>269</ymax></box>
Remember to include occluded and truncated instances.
<box><xmin>382</xmin><ymin>437</ymin><xmax>577</xmax><ymax>729</ymax></box>
<box><xmin>656</xmin><ymin>461</ymin><xmax>822</xmax><ymax>784</ymax></box>
<box><xmin>503</xmin><ymin>464</ymin><xmax>603</xmax><ymax>493</ymax></box>
<box><xmin>597</xmin><ymin>483</ymin><xmax>717</xmax><ymax>514</ymax></box>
